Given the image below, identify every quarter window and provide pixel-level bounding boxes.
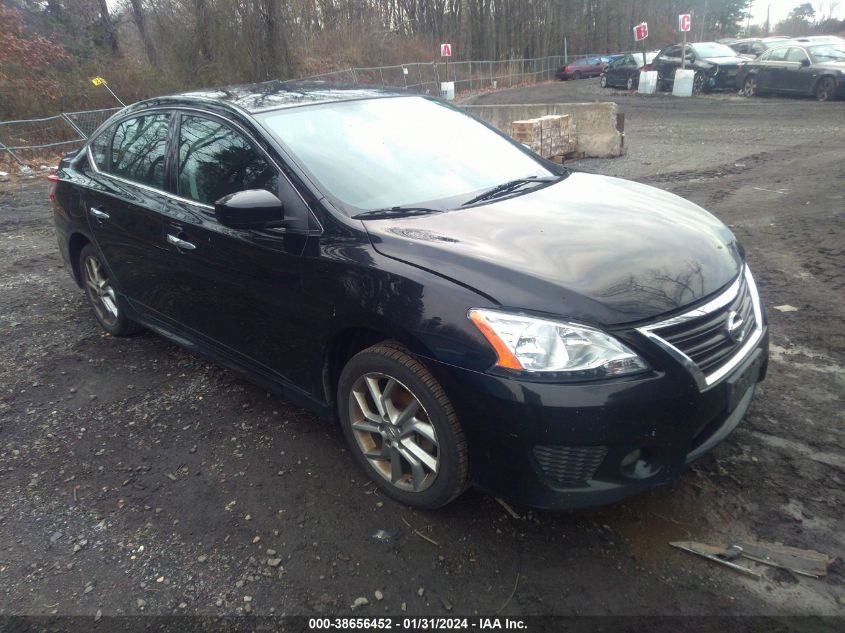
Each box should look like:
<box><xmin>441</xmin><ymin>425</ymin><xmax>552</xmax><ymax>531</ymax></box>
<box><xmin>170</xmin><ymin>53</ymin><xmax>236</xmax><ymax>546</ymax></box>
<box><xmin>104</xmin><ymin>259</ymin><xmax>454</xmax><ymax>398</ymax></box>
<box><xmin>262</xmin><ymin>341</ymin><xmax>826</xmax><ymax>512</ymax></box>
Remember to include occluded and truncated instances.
<box><xmin>177</xmin><ymin>116</ymin><xmax>278</xmax><ymax>206</ymax></box>
<box><xmin>89</xmin><ymin>123</ymin><xmax>115</xmax><ymax>170</ymax></box>
<box><xmin>110</xmin><ymin>114</ymin><xmax>171</xmax><ymax>189</ymax></box>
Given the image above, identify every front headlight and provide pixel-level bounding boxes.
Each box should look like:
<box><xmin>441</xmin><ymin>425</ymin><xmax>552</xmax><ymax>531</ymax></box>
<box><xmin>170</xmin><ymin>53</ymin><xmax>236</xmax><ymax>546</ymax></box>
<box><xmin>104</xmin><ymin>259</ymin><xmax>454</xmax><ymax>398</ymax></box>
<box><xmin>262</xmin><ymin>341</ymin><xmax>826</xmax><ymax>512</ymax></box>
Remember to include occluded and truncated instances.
<box><xmin>469</xmin><ymin>309</ymin><xmax>648</xmax><ymax>378</ymax></box>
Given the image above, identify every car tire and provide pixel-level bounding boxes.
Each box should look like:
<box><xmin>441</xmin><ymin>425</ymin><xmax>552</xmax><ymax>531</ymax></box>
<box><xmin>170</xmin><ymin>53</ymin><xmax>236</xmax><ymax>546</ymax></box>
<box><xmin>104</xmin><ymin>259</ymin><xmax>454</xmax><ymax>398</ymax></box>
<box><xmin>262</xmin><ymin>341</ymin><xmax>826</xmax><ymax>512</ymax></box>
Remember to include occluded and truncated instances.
<box><xmin>816</xmin><ymin>76</ymin><xmax>835</xmax><ymax>101</ymax></box>
<box><xmin>600</xmin><ymin>75</ymin><xmax>607</xmax><ymax>88</ymax></box>
<box><xmin>573</xmin><ymin>71</ymin><xmax>582</xmax><ymax>80</ymax></box>
<box><xmin>338</xmin><ymin>341</ymin><xmax>470</xmax><ymax>509</ymax></box>
<box><xmin>693</xmin><ymin>71</ymin><xmax>705</xmax><ymax>95</ymax></box>
<box><xmin>626</xmin><ymin>76</ymin><xmax>635</xmax><ymax>91</ymax></box>
<box><xmin>79</xmin><ymin>244</ymin><xmax>142</xmax><ymax>337</ymax></box>
<box><xmin>742</xmin><ymin>75</ymin><xmax>758</xmax><ymax>97</ymax></box>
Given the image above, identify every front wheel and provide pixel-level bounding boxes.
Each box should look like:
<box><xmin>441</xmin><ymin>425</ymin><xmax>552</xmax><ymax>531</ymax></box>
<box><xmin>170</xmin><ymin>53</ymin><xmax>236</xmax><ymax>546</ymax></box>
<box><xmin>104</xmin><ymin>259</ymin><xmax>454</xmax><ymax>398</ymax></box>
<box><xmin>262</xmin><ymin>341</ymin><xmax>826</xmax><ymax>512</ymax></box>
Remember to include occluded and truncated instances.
<box><xmin>816</xmin><ymin>76</ymin><xmax>836</xmax><ymax>101</ymax></box>
<box><xmin>79</xmin><ymin>244</ymin><xmax>142</xmax><ymax>337</ymax></box>
<box><xmin>600</xmin><ymin>74</ymin><xmax>607</xmax><ymax>88</ymax></box>
<box><xmin>626</xmin><ymin>75</ymin><xmax>635</xmax><ymax>90</ymax></box>
<box><xmin>742</xmin><ymin>75</ymin><xmax>758</xmax><ymax>97</ymax></box>
<box><xmin>693</xmin><ymin>71</ymin><xmax>706</xmax><ymax>94</ymax></box>
<box><xmin>573</xmin><ymin>71</ymin><xmax>582</xmax><ymax>80</ymax></box>
<box><xmin>338</xmin><ymin>342</ymin><xmax>469</xmax><ymax>509</ymax></box>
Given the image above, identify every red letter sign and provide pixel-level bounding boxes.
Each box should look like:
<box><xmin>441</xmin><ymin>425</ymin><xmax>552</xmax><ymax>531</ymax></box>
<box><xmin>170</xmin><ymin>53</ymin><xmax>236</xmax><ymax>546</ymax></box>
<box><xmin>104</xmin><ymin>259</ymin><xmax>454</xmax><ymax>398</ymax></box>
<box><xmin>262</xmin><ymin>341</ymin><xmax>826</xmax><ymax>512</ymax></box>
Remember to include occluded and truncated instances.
<box><xmin>440</xmin><ymin>43</ymin><xmax>452</xmax><ymax>57</ymax></box>
<box><xmin>633</xmin><ymin>22</ymin><xmax>649</xmax><ymax>42</ymax></box>
<box><xmin>679</xmin><ymin>14</ymin><xmax>691</xmax><ymax>32</ymax></box>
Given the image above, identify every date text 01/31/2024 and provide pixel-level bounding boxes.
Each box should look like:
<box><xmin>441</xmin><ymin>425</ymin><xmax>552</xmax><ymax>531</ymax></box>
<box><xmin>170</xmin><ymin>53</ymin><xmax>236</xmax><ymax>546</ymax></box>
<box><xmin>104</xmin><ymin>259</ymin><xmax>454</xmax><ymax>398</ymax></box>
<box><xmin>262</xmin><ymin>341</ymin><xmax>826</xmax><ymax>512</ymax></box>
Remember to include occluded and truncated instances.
<box><xmin>308</xmin><ymin>618</ymin><xmax>528</xmax><ymax>630</ymax></box>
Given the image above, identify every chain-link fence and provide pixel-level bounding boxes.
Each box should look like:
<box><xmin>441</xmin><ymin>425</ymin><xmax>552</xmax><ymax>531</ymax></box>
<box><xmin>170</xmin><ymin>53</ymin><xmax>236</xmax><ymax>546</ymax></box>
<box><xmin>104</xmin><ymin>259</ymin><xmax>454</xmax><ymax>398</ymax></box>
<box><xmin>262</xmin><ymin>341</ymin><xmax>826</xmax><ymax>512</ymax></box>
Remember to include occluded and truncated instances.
<box><xmin>0</xmin><ymin>108</ymin><xmax>120</xmax><ymax>165</ymax></box>
<box><xmin>1</xmin><ymin>54</ymin><xmax>597</xmax><ymax>165</ymax></box>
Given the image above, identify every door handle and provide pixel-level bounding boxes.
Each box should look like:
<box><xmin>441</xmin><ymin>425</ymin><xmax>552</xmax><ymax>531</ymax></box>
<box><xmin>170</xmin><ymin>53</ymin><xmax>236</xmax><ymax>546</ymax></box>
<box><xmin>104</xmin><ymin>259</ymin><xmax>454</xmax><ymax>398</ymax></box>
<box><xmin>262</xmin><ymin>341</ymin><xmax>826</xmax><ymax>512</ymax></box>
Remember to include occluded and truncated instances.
<box><xmin>166</xmin><ymin>233</ymin><xmax>197</xmax><ymax>251</ymax></box>
<box><xmin>90</xmin><ymin>207</ymin><xmax>110</xmax><ymax>220</ymax></box>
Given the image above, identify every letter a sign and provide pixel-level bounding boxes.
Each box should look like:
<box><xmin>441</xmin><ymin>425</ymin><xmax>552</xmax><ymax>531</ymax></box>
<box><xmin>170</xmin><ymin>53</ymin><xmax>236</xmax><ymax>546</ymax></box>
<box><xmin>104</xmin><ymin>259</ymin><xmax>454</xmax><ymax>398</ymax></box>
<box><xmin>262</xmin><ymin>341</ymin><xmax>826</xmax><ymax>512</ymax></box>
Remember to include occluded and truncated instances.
<box><xmin>440</xmin><ymin>43</ymin><xmax>452</xmax><ymax>57</ymax></box>
<box><xmin>633</xmin><ymin>23</ymin><xmax>649</xmax><ymax>41</ymax></box>
<box><xmin>679</xmin><ymin>14</ymin><xmax>692</xmax><ymax>32</ymax></box>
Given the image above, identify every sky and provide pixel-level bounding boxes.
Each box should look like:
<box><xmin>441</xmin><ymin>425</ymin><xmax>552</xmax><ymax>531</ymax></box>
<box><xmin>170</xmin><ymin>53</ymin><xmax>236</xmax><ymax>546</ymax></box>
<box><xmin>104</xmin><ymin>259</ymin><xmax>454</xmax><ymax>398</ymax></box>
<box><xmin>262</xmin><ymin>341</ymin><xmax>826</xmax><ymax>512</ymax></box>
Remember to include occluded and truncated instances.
<box><xmin>749</xmin><ymin>0</ymin><xmax>845</xmax><ymax>25</ymax></box>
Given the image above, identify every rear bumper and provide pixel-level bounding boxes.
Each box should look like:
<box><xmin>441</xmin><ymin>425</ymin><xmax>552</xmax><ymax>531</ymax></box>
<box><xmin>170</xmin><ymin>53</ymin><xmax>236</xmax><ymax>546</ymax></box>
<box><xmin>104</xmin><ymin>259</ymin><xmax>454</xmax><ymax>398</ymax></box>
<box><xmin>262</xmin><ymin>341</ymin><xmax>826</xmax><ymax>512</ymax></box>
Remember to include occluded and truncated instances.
<box><xmin>423</xmin><ymin>330</ymin><xmax>768</xmax><ymax>510</ymax></box>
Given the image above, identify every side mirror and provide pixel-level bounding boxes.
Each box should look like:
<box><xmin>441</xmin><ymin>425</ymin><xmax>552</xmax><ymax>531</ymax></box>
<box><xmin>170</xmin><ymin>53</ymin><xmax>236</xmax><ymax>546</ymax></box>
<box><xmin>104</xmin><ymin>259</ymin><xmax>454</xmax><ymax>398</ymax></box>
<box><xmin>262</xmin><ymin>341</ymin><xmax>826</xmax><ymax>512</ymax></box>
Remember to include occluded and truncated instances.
<box><xmin>800</xmin><ymin>58</ymin><xmax>810</xmax><ymax>66</ymax></box>
<box><xmin>214</xmin><ymin>189</ymin><xmax>284</xmax><ymax>230</ymax></box>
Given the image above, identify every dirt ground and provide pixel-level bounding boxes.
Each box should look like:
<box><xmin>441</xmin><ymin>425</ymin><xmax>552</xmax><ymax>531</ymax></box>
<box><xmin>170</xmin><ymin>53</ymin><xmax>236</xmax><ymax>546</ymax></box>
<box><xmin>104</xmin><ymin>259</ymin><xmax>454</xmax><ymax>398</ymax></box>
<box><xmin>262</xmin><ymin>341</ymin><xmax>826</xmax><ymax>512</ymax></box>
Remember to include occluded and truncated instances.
<box><xmin>0</xmin><ymin>79</ymin><xmax>843</xmax><ymax>621</ymax></box>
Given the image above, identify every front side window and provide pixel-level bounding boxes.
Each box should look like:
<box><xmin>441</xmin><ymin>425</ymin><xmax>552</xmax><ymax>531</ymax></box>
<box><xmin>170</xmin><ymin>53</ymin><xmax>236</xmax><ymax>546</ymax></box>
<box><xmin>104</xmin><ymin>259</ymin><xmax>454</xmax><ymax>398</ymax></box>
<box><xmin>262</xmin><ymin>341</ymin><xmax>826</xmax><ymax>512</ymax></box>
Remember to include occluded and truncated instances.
<box><xmin>110</xmin><ymin>114</ymin><xmax>171</xmax><ymax>189</ymax></box>
<box><xmin>258</xmin><ymin>96</ymin><xmax>552</xmax><ymax>212</ymax></box>
<box><xmin>177</xmin><ymin>115</ymin><xmax>278</xmax><ymax>206</ymax></box>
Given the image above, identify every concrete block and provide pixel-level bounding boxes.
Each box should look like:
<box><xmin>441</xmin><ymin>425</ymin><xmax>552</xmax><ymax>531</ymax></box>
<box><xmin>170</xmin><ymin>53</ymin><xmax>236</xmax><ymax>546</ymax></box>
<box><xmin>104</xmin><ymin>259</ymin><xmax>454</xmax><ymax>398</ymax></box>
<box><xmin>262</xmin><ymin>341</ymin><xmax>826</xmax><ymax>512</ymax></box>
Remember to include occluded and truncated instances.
<box><xmin>672</xmin><ymin>69</ymin><xmax>695</xmax><ymax>97</ymax></box>
<box><xmin>463</xmin><ymin>103</ymin><xmax>623</xmax><ymax>158</ymax></box>
<box><xmin>638</xmin><ymin>71</ymin><xmax>658</xmax><ymax>95</ymax></box>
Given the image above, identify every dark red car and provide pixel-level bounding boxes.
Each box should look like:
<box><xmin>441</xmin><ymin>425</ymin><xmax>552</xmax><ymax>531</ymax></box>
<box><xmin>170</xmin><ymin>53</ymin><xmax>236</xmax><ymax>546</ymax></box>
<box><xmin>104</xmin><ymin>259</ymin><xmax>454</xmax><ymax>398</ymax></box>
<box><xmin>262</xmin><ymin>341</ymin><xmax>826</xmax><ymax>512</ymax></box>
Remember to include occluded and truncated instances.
<box><xmin>555</xmin><ymin>56</ymin><xmax>608</xmax><ymax>80</ymax></box>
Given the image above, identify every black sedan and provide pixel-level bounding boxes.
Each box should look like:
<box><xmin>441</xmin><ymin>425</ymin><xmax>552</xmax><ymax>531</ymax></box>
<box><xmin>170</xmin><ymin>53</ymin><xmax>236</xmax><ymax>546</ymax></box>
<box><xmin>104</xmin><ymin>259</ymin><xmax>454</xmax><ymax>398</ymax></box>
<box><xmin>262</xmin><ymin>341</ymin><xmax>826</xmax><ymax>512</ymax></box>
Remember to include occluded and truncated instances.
<box><xmin>736</xmin><ymin>41</ymin><xmax>845</xmax><ymax>101</ymax></box>
<box><xmin>600</xmin><ymin>51</ymin><xmax>658</xmax><ymax>90</ymax></box>
<box><xmin>652</xmin><ymin>41</ymin><xmax>746</xmax><ymax>93</ymax></box>
<box><xmin>49</xmin><ymin>83</ymin><xmax>768</xmax><ymax>510</ymax></box>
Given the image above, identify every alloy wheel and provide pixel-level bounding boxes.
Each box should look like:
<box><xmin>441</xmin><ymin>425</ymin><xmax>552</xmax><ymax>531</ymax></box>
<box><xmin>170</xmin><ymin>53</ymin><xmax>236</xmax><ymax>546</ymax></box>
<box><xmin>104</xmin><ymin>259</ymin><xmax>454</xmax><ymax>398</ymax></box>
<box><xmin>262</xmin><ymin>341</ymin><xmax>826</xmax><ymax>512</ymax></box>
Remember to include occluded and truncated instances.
<box><xmin>83</xmin><ymin>255</ymin><xmax>119</xmax><ymax>326</ymax></box>
<box><xmin>816</xmin><ymin>77</ymin><xmax>834</xmax><ymax>102</ymax></box>
<box><xmin>693</xmin><ymin>72</ymin><xmax>705</xmax><ymax>94</ymax></box>
<box><xmin>626</xmin><ymin>76</ymin><xmax>634</xmax><ymax>90</ymax></box>
<box><xmin>743</xmin><ymin>76</ymin><xmax>757</xmax><ymax>97</ymax></box>
<box><xmin>600</xmin><ymin>75</ymin><xmax>607</xmax><ymax>87</ymax></box>
<box><xmin>348</xmin><ymin>372</ymin><xmax>439</xmax><ymax>493</ymax></box>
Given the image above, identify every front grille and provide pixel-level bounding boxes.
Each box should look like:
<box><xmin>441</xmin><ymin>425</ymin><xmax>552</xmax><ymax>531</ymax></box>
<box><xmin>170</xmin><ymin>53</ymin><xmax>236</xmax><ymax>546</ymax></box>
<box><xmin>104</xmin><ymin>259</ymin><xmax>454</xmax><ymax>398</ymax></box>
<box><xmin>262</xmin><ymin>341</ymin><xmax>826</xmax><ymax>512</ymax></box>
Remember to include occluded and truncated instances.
<box><xmin>649</xmin><ymin>273</ymin><xmax>757</xmax><ymax>375</ymax></box>
<box><xmin>533</xmin><ymin>445</ymin><xmax>607</xmax><ymax>485</ymax></box>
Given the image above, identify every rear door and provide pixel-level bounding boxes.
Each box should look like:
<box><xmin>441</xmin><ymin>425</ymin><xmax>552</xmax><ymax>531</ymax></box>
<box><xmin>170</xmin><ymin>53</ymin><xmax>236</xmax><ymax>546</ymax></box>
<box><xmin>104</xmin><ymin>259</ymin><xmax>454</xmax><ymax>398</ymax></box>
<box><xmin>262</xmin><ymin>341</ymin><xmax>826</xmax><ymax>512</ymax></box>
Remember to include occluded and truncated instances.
<box><xmin>756</xmin><ymin>47</ymin><xmax>788</xmax><ymax>91</ymax></box>
<box><xmin>153</xmin><ymin>112</ymin><xmax>320</xmax><ymax>384</ymax></box>
<box><xmin>83</xmin><ymin>112</ymin><xmax>173</xmax><ymax>309</ymax></box>
<box><xmin>655</xmin><ymin>46</ymin><xmax>682</xmax><ymax>86</ymax></box>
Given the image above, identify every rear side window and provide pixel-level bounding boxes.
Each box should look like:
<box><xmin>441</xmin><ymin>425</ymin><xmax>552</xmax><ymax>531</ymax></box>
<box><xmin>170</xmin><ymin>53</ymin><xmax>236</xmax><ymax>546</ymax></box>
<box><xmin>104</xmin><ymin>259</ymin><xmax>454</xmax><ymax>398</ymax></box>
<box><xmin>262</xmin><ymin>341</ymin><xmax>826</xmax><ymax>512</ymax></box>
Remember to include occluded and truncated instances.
<box><xmin>89</xmin><ymin>124</ymin><xmax>115</xmax><ymax>170</ymax></box>
<box><xmin>768</xmin><ymin>48</ymin><xmax>788</xmax><ymax>62</ymax></box>
<box><xmin>177</xmin><ymin>115</ymin><xmax>278</xmax><ymax>206</ymax></box>
<box><xmin>786</xmin><ymin>47</ymin><xmax>808</xmax><ymax>62</ymax></box>
<box><xmin>110</xmin><ymin>114</ymin><xmax>171</xmax><ymax>189</ymax></box>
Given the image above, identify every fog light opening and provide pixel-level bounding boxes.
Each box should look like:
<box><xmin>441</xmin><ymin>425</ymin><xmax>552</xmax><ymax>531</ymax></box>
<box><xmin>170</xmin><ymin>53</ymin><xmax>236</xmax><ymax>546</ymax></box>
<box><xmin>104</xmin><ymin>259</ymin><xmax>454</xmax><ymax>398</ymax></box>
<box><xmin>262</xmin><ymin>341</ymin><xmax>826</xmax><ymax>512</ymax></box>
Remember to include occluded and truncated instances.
<box><xmin>620</xmin><ymin>449</ymin><xmax>642</xmax><ymax>468</ymax></box>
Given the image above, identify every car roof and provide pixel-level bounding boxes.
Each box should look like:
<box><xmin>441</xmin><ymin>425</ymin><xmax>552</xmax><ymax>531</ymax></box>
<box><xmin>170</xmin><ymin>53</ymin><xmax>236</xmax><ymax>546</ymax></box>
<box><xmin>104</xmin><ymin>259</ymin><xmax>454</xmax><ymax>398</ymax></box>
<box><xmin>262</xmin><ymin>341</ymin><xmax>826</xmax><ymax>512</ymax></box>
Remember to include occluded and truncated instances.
<box><xmin>128</xmin><ymin>80</ymin><xmax>407</xmax><ymax>115</ymax></box>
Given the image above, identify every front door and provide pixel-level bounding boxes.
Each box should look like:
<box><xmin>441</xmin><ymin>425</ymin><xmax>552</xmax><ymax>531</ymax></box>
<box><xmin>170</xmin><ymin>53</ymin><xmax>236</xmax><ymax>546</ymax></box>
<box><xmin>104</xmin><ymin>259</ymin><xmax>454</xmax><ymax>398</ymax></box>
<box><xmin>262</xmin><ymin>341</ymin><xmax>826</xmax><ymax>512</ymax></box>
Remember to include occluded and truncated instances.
<box><xmin>783</xmin><ymin>47</ymin><xmax>815</xmax><ymax>93</ymax></box>
<box><xmin>152</xmin><ymin>112</ymin><xmax>321</xmax><ymax>386</ymax></box>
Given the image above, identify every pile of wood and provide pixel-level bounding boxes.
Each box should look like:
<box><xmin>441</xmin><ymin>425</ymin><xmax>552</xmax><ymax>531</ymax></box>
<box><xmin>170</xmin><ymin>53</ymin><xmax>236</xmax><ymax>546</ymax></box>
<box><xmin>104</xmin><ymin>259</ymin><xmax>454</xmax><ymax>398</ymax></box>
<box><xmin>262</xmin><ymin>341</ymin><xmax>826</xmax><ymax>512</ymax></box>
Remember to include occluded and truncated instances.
<box><xmin>510</xmin><ymin>114</ymin><xmax>576</xmax><ymax>160</ymax></box>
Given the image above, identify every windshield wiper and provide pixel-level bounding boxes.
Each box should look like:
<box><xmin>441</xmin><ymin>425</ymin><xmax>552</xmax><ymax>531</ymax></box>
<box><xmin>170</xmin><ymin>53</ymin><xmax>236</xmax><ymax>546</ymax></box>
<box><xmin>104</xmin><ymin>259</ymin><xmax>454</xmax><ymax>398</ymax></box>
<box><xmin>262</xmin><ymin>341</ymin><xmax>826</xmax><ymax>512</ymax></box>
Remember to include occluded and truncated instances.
<box><xmin>461</xmin><ymin>176</ymin><xmax>560</xmax><ymax>207</ymax></box>
<box><xmin>352</xmin><ymin>206</ymin><xmax>444</xmax><ymax>220</ymax></box>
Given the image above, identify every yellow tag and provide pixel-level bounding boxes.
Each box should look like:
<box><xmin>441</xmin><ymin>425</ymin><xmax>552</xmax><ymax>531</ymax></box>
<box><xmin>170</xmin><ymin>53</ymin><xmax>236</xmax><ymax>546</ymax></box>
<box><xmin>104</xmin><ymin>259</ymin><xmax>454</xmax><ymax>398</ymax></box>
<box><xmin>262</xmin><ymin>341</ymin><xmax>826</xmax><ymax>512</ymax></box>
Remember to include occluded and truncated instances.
<box><xmin>91</xmin><ymin>76</ymin><xmax>107</xmax><ymax>86</ymax></box>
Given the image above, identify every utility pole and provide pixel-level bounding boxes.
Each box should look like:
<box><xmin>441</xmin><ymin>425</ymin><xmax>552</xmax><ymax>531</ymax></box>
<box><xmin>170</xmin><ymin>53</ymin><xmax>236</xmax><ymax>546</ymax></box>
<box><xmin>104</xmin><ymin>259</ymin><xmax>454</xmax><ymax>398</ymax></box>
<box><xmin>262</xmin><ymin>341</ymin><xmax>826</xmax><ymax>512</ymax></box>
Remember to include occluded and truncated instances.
<box><xmin>765</xmin><ymin>4</ymin><xmax>771</xmax><ymax>36</ymax></box>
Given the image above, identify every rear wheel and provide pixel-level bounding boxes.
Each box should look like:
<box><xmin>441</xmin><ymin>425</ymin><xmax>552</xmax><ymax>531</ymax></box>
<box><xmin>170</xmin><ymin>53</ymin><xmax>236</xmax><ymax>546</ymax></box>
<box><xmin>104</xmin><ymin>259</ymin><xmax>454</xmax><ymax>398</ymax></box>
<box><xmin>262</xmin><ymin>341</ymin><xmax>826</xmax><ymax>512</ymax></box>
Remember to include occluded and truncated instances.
<box><xmin>338</xmin><ymin>342</ymin><xmax>469</xmax><ymax>509</ymax></box>
<box><xmin>742</xmin><ymin>75</ymin><xmax>758</xmax><ymax>97</ymax></box>
<box><xmin>79</xmin><ymin>244</ymin><xmax>142</xmax><ymax>337</ymax></box>
<box><xmin>573</xmin><ymin>71</ymin><xmax>582</xmax><ymax>80</ymax></box>
<box><xmin>816</xmin><ymin>76</ymin><xmax>836</xmax><ymax>101</ymax></box>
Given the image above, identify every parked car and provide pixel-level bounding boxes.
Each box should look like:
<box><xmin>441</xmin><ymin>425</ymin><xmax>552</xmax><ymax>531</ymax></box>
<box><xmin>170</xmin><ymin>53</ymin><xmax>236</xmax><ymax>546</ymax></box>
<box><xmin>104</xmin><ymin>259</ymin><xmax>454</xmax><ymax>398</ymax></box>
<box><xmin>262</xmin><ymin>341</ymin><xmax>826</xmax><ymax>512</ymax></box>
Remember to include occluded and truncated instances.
<box><xmin>729</xmin><ymin>36</ymin><xmax>792</xmax><ymax>59</ymax></box>
<box><xmin>49</xmin><ymin>83</ymin><xmax>768</xmax><ymax>510</ymax></box>
<box><xmin>652</xmin><ymin>41</ymin><xmax>746</xmax><ymax>92</ymax></box>
<box><xmin>555</xmin><ymin>56</ymin><xmax>607</xmax><ymax>80</ymax></box>
<box><xmin>600</xmin><ymin>51</ymin><xmax>659</xmax><ymax>89</ymax></box>
<box><xmin>736</xmin><ymin>41</ymin><xmax>845</xmax><ymax>101</ymax></box>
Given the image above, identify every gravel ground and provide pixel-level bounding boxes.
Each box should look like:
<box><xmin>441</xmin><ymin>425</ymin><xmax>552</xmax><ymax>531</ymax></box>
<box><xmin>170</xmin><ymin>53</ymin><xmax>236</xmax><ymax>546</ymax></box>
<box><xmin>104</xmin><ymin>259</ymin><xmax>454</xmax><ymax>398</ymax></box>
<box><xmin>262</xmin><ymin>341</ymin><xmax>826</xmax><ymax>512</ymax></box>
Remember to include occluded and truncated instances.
<box><xmin>1</xmin><ymin>79</ymin><xmax>844</xmax><ymax>620</ymax></box>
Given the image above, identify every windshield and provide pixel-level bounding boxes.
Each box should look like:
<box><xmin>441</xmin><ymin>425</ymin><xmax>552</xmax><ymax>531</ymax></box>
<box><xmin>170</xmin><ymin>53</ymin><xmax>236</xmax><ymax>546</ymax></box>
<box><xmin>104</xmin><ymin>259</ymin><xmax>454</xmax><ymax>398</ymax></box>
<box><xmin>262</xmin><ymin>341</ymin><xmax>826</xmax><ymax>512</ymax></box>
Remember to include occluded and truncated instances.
<box><xmin>258</xmin><ymin>96</ymin><xmax>552</xmax><ymax>212</ymax></box>
<box><xmin>810</xmin><ymin>44</ymin><xmax>845</xmax><ymax>61</ymax></box>
<box><xmin>691</xmin><ymin>42</ymin><xmax>737</xmax><ymax>58</ymax></box>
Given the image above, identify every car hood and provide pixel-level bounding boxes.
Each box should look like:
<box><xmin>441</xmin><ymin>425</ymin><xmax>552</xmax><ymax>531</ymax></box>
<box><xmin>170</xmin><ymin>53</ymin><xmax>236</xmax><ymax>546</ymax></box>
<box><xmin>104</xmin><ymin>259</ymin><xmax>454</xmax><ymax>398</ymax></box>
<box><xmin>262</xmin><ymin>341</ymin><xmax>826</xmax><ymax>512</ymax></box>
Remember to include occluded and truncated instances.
<box><xmin>815</xmin><ymin>60</ymin><xmax>845</xmax><ymax>70</ymax></box>
<box><xmin>701</xmin><ymin>55</ymin><xmax>746</xmax><ymax>65</ymax></box>
<box><xmin>362</xmin><ymin>172</ymin><xmax>743</xmax><ymax>326</ymax></box>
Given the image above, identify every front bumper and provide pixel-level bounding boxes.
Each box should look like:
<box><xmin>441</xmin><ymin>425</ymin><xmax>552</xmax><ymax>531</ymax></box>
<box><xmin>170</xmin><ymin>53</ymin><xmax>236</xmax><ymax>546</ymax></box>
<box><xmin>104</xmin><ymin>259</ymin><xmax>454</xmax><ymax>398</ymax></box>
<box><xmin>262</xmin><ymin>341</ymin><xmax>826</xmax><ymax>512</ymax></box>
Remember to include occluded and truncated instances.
<box><xmin>423</xmin><ymin>329</ymin><xmax>768</xmax><ymax>510</ymax></box>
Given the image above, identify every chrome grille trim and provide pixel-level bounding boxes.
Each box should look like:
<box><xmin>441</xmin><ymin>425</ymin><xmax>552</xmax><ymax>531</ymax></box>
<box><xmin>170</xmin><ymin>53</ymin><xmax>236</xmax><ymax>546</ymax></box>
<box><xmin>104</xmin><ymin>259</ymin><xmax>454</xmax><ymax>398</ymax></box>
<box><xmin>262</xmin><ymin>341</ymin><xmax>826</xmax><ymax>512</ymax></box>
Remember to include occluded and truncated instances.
<box><xmin>637</xmin><ymin>266</ymin><xmax>764</xmax><ymax>391</ymax></box>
